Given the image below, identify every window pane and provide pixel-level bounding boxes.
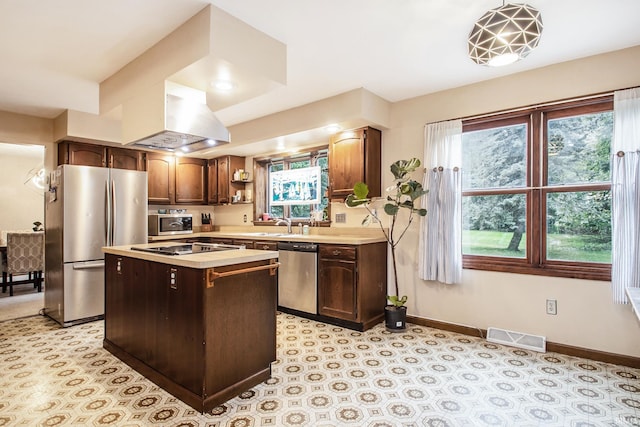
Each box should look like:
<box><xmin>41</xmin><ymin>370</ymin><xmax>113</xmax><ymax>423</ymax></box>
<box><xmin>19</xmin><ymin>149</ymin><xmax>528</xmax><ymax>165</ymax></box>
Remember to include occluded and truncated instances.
<box><xmin>270</xmin><ymin>205</ymin><xmax>284</xmax><ymax>218</ymax></box>
<box><xmin>546</xmin><ymin>191</ymin><xmax>611</xmax><ymax>263</ymax></box>
<box><xmin>462</xmin><ymin>194</ymin><xmax>526</xmax><ymax>258</ymax></box>
<box><xmin>547</xmin><ymin>111</ymin><xmax>613</xmax><ymax>185</ymax></box>
<box><xmin>290</xmin><ymin>205</ymin><xmax>311</xmax><ymax>218</ymax></box>
<box><xmin>462</xmin><ymin>124</ymin><xmax>527</xmax><ymax>190</ymax></box>
<box><xmin>290</xmin><ymin>159</ymin><xmax>310</xmax><ymax>169</ymax></box>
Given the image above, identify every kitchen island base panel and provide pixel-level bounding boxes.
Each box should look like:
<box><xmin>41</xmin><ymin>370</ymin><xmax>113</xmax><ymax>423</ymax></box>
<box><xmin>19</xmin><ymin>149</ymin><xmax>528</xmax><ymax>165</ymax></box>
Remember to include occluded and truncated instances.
<box><xmin>104</xmin><ymin>253</ymin><xmax>278</xmax><ymax>413</ymax></box>
<box><xmin>103</xmin><ymin>339</ymin><xmax>271</xmax><ymax>413</ymax></box>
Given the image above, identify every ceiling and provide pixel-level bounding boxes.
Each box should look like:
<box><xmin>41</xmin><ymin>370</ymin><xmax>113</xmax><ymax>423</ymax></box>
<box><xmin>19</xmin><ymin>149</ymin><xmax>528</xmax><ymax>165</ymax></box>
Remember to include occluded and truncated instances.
<box><xmin>1</xmin><ymin>1</ymin><xmax>640</xmax><ymax>145</ymax></box>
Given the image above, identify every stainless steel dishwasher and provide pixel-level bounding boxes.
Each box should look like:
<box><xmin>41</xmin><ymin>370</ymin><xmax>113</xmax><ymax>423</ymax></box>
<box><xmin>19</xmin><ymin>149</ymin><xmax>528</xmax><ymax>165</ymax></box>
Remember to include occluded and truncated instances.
<box><xmin>277</xmin><ymin>242</ymin><xmax>318</xmax><ymax>314</ymax></box>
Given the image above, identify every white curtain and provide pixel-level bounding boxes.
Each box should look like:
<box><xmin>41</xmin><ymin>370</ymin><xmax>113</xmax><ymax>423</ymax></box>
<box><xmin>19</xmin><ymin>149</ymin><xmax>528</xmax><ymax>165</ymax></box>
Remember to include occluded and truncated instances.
<box><xmin>612</xmin><ymin>87</ymin><xmax>640</xmax><ymax>303</ymax></box>
<box><xmin>418</xmin><ymin>120</ymin><xmax>462</xmax><ymax>284</ymax></box>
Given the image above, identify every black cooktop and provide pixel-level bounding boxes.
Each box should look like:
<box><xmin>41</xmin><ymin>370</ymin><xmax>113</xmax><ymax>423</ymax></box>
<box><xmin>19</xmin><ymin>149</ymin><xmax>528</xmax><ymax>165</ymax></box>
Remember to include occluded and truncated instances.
<box><xmin>131</xmin><ymin>243</ymin><xmax>244</xmax><ymax>256</ymax></box>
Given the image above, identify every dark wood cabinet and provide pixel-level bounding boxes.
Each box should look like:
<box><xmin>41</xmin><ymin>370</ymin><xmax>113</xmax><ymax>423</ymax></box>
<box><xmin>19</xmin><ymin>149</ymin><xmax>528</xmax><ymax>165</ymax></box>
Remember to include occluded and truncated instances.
<box><xmin>328</xmin><ymin>127</ymin><xmax>381</xmax><ymax>199</ymax></box>
<box><xmin>318</xmin><ymin>242</ymin><xmax>387</xmax><ymax>330</ymax></box>
<box><xmin>104</xmin><ymin>254</ymin><xmax>278</xmax><ymax>412</ymax></box>
<box><xmin>147</xmin><ymin>155</ymin><xmax>207</xmax><ymax>205</ymax></box>
<box><xmin>217</xmin><ymin>156</ymin><xmax>231</xmax><ymax>204</ymax></box>
<box><xmin>146</xmin><ymin>152</ymin><xmax>175</xmax><ymax>205</ymax></box>
<box><xmin>107</xmin><ymin>147</ymin><xmax>146</xmax><ymax>170</ymax></box>
<box><xmin>175</xmin><ymin>157</ymin><xmax>207</xmax><ymax>204</ymax></box>
<box><xmin>254</xmin><ymin>241</ymin><xmax>278</xmax><ymax>251</ymax></box>
<box><xmin>208</xmin><ymin>155</ymin><xmax>246</xmax><ymax>205</ymax></box>
<box><xmin>207</xmin><ymin>158</ymin><xmax>218</xmax><ymax>204</ymax></box>
<box><xmin>58</xmin><ymin>141</ymin><xmax>105</xmax><ymax>167</ymax></box>
<box><xmin>58</xmin><ymin>141</ymin><xmax>145</xmax><ymax>171</ymax></box>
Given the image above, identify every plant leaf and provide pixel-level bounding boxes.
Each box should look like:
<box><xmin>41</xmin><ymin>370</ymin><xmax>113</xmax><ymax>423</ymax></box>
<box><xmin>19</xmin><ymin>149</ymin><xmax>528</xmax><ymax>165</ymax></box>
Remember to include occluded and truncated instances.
<box><xmin>353</xmin><ymin>181</ymin><xmax>370</xmax><ymax>199</ymax></box>
<box><xmin>390</xmin><ymin>158</ymin><xmax>422</xmax><ymax>180</ymax></box>
<box><xmin>345</xmin><ymin>194</ymin><xmax>368</xmax><ymax>207</ymax></box>
<box><xmin>387</xmin><ymin>295</ymin><xmax>408</xmax><ymax>307</ymax></box>
<box><xmin>384</xmin><ymin>203</ymin><xmax>399</xmax><ymax>216</ymax></box>
<box><xmin>415</xmin><ymin>208</ymin><xmax>427</xmax><ymax>216</ymax></box>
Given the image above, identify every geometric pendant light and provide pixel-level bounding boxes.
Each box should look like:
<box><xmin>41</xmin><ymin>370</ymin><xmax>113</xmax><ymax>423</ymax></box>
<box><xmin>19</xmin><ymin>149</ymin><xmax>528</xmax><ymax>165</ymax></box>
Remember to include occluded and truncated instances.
<box><xmin>468</xmin><ymin>2</ymin><xmax>543</xmax><ymax>67</ymax></box>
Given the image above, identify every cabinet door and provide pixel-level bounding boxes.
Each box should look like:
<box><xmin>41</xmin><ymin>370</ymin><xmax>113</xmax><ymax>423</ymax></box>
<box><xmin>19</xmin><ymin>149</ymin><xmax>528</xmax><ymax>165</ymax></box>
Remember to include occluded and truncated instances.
<box><xmin>207</xmin><ymin>158</ymin><xmax>218</xmax><ymax>204</ymax></box>
<box><xmin>318</xmin><ymin>245</ymin><xmax>358</xmax><ymax>321</ymax></box>
<box><xmin>147</xmin><ymin>153</ymin><xmax>175</xmax><ymax>204</ymax></box>
<box><xmin>329</xmin><ymin>130</ymin><xmax>364</xmax><ymax>198</ymax></box>
<box><xmin>107</xmin><ymin>147</ymin><xmax>145</xmax><ymax>171</ymax></box>
<box><xmin>217</xmin><ymin>156</ymin><xmax>230</xmax><ymax>204</ymax></box>
<box><xmin>63</xmin><ymin>142</ymin><xmax>106</xmax><ymax>167</ymax></box>
<box><xmin>104</xmin><ymin>255</ymin><xmax>147</xmax><ymax>357</ymax></box>
<box><xmin>329</xmin><ymin>127</ymin><xmax>381</xmax><ymax>199</ymax></box>
<box><xmin>175</xmin><ymin>157</ymin><xmax>207</xmax><ymax>204</ymax></box>
<box><xmin>156</xmin><ymin>265</ymin><xmax>204</xmax><ymax>394</ymax></box>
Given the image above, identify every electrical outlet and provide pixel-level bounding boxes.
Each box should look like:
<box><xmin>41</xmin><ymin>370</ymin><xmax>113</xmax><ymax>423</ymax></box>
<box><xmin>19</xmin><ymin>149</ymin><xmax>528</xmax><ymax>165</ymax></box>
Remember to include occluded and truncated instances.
<box><xmin>243</xmin><ymin>214</ymin><xmax>247</xmax><ymax>223</ymax></box>
<box><xmin>335</xmin><ymin>213</ymin><xmax>346</xmax><ymax>223</ymax></box>
<box><xmin>546</xmin><ymin>299</ymin><xmax>557</xmax><ymax>315</ymax></box>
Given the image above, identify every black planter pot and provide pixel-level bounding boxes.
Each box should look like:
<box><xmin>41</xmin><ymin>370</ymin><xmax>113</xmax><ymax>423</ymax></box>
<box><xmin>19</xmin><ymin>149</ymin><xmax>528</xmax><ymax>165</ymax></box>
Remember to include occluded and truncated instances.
<box><xmin>384</xmin><ymin>305</ymin><xmax>407</xmax><ymax>332</ymax></box>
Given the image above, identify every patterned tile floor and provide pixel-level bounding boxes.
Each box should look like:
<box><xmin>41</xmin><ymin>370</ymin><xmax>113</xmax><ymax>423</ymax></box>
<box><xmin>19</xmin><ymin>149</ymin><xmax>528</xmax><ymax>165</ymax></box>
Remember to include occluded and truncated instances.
<box><xmin>0</xmin><ymin>313</ymin><xmax>639</xmax><ymax>426</ymax></box>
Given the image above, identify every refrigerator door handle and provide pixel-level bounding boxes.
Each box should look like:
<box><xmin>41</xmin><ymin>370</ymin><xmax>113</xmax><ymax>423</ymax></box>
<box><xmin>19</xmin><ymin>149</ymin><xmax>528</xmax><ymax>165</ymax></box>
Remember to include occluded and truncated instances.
<box><xmin>72</xmin><ymin>260</ymin><xmax>105</xmax><ymax>270</ymax></box>
<box><xmin>105</xmin><ymin>178</ymin><xmax>111</xmax><ymax>246</ymax></box>
<box><xmin>111</xmin><ymin>178</ymin><xmax>116</xmax><ymax>245</ymax></box>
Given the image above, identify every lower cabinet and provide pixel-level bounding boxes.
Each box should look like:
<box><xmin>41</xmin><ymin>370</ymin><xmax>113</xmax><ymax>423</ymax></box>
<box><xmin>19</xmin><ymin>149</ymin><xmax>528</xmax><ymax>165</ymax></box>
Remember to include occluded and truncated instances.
<box><xmin>318</xmin><ymin>242</ymin><xmax>387</xmax><ymax>330</ymax></box>
<box><xmin>104</xmin><ymin>254</ymin><xmax>277</xmax><ymax>412</ymax></box>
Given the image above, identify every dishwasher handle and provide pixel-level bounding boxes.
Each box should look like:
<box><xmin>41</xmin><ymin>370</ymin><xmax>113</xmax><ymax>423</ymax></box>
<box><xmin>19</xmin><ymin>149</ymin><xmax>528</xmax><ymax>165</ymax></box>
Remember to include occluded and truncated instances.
<box><xmin>277</xmin><ymin>242</ymin><xmax>318</xmax><ymax>252</ymax></box>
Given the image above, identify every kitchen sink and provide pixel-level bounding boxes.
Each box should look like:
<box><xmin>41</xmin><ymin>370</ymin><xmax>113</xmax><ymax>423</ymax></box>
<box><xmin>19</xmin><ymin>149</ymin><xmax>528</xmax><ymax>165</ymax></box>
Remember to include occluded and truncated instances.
<box><xmin>235</xmin><ymin>232</ymin><xmax>294</xmax><ymax>237</ymax></box>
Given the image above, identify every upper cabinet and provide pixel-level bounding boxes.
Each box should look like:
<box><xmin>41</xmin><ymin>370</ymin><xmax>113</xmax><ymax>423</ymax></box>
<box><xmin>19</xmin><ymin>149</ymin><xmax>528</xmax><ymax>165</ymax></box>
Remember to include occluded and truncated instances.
<box><xmin>108</xmin><ymin>147</ymin><xmax>146</xmax><ymax>171</ymax></box>
<box><xmin>328</xmin><ymin>127</ymin><xmax>381</xmax><ymax>199</ymax></box>
<box><xmin>58</xmin><ymin>141</ymin><xmax>146</xmax><ymax>171</ymax></box>
<box><xmin>175</xmin><ymin>157</ymin><xmax>207</xmax><ymax>204</ymax></box>
<box><xmin>59</xmin><ymin>141</ymin><xmax>104</xmax><ymax>167</ymax></box>
<box><xmin>147</xmin><ymin>154</ymin><xmax>207</xmax><ymax>205</ymax></box>
<box><xmin>207</xmin><ymin>158</ymin><xmax>219</xmax><ymax>205</ymax></box>
<box><xmin>147</xmin><ymin>153</ymin><xmax>175</xmax><ymax>205</ymax></box>
<box><xmin>208</xmin><ymin>155</ymin><xmax>246</xmax><ymax>205</ymax></box>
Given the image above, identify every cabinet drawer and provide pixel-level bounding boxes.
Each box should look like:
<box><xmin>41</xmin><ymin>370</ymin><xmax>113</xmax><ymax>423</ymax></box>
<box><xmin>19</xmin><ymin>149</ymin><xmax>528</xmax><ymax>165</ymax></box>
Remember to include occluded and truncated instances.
<box><xmin>232</xmin><ymin>239</ymin><xmax>254</xmax><ymax>248</ymax></box>
<box><xmin>254</xmin><ymin>241</ymin><xmax>278</xmax><ymax>251</ymax></box>
<box><xmin>319</xmin><ymin>245</ymin><xmax>356</xmax><ymax>261</ymax></box>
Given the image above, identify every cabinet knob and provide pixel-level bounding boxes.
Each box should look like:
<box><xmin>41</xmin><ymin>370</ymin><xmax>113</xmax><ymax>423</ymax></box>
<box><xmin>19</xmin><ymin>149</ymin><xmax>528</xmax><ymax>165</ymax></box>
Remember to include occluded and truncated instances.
<box><xmin>333</xmin><ymin>250</ymin><xmax>341</xmax><ymax>256</ymax></box>
<box><xmin>262</xmin><ymin>245</ymin><xmax>269</xmax><ymax>250</ymax></box>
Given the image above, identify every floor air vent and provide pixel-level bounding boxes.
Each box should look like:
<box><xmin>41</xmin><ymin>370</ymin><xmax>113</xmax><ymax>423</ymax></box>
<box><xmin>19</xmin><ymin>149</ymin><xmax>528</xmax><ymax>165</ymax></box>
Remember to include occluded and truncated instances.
<box><xmin>486</xmin><ymin>327</ymin><xmax>546</xmax><ymax>353</ymax></box>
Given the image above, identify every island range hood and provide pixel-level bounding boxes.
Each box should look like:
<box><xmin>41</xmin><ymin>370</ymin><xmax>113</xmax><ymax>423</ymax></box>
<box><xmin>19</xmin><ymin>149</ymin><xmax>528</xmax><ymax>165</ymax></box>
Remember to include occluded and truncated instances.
<box><xmin>123</xmin><ymin>86</ymin><xmax>231</xmax><ymax>153</ymax></box>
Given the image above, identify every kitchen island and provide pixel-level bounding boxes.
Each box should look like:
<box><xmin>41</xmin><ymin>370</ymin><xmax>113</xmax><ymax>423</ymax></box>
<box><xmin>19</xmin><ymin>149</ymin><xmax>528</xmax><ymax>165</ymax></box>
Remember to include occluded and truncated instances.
<box><xmin>102</xmin><ymin>243</ymin><xmax>279</xmax><ymax>413</ymax></box>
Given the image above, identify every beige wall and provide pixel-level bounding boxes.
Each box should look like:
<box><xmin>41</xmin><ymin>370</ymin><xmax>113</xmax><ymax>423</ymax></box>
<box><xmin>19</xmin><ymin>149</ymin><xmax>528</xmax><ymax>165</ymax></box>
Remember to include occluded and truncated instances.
<box><xmin>0</xmin><ymin>143</ymin><xmax>45</xmax><ymax>231</ymax></box>
<box><xmin>382</xmin><ymin>45</ymin><xmax>640</xmax><ymax>358</ymax></box>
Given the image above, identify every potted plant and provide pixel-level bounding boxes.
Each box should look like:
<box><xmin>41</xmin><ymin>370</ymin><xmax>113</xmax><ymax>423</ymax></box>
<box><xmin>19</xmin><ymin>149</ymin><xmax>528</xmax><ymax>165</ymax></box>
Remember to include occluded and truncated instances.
<box><xmin>346</xmin><ymin>158</ymin><xmax>427</xmax><ymax>331</ymax></box>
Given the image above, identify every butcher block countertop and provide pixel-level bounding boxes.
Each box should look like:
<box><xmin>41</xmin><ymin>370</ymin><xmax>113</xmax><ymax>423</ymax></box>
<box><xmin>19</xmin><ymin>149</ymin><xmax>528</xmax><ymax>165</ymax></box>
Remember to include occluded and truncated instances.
<box><xmin>103</xmin><ymin>243</ymin><xmax>278</xmax><ymax>269</ymax></box>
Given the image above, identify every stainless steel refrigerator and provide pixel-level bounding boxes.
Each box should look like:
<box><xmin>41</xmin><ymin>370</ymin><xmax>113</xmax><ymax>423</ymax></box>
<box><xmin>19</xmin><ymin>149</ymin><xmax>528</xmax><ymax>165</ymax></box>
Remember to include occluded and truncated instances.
<box><xmin>44</xmin><ymin>164</ymin><xmax>148</xmax><ymax>326</ymax></box>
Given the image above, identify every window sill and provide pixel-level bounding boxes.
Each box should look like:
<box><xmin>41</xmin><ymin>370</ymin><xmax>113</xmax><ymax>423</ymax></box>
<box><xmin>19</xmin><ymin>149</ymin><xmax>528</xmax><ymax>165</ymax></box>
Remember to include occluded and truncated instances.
<box><xmin>463</xmin><ymin>257</ymin><xmax>611</xmax><ymax>281</ymax></box>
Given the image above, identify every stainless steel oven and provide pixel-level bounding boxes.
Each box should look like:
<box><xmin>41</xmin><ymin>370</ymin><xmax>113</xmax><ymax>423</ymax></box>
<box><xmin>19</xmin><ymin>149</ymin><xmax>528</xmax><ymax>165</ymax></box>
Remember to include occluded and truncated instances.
<box><xmin>148</xmin><ymin>214</ymin><xmax>193</xmax><ymax>236</ymax></box>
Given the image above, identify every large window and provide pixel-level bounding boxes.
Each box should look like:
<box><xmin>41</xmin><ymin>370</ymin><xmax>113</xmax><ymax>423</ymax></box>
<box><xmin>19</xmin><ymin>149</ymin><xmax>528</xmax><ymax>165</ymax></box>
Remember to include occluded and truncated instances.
<box><xmin>264</xmin><ymin>150</ymin><xmax>328</xmax><ymax>220</ymax></box>
<box><xmin>461</xmin><ymin>97</ymin><xmax>613</xmax><ymax>280</ymax></box>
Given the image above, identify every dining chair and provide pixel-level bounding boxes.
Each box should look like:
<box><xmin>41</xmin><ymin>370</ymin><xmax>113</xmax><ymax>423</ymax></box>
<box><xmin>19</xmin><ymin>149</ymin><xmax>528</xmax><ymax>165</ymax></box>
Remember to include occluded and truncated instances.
<box><xmin>1</xmin><ymin>232</ymin><xmax>44</xmax><ymax>296</ymax></box>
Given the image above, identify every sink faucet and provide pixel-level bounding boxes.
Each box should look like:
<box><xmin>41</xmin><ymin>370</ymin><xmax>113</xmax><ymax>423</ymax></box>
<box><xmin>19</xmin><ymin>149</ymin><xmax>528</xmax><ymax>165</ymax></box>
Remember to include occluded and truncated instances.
<box><xmin>275</xmin><ymin>217</ymin><xmax>292</xmax><ymax>234</ymax></box>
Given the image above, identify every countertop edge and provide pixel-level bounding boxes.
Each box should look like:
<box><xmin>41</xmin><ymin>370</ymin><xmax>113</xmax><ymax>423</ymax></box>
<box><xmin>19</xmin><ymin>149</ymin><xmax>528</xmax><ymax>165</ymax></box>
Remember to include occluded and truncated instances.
<box><xmin>103</xmin><ymin>245</ymin><xmax>278</xmax><ymax>269</ymax></box>
<box><xmin>148</xmin><ymin>231</ymin><xmax>387</xmax><ymax>245</ymax></box>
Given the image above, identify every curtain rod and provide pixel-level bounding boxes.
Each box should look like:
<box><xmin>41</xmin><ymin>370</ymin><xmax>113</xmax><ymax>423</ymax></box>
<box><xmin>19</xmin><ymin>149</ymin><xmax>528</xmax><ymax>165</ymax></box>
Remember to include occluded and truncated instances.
<box><xmin>424</xmin><ymin>89</ymin><xmax>621</xmax><ymax>127</ymax></box>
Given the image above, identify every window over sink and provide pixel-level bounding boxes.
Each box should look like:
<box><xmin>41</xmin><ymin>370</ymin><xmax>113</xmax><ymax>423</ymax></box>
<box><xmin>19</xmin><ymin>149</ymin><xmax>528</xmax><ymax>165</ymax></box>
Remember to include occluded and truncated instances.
<box><xmin>254</xmin><ymin>148</ymin><xmax>329</xmax><ymax>222</ymax></box>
